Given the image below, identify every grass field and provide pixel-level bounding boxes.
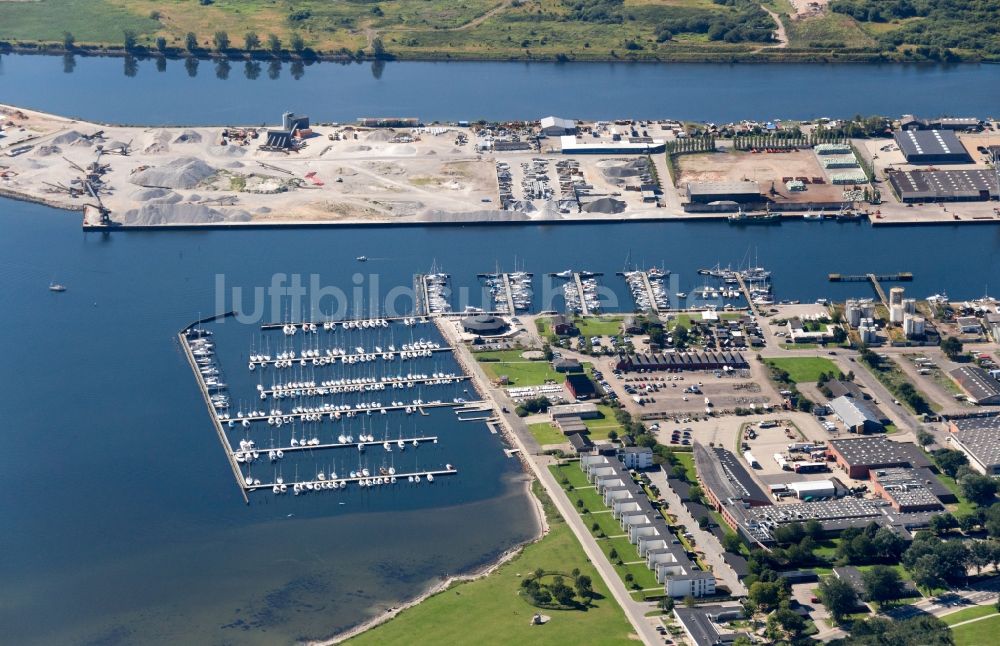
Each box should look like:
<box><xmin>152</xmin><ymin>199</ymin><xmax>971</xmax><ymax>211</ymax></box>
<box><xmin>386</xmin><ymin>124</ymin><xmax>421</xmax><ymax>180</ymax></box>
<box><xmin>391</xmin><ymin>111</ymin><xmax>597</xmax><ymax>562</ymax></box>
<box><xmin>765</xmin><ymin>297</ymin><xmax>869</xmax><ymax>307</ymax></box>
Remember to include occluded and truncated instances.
<box><xmin>765</xmin><ymin>357</ymin><xmax>840</xmax><ymax>383</ymax></box>
<box><xmin>346</xmin><ymin>481</ymin><xmax>635</xmax><ymax>646</ymax></box>
<box><xmin>943</xmin><ymin>604</ymin><xmax>998</xmax><ymax>626</ymax></box>
<box><xmin>952</xmin><ymin>613</ymin><xmax>1000</xmax><ymax>646</ymax></box>
<box><xmin>582</xmin><ymin>404</ymin><xmax>626</xmax><ymax>441</ymax></box>
<box><xmin>529</xmin><ymin>422</ymin><xmax>566</xmax><ymax>446</ymax></box>
<box><xmin>476</xmin><ymin>352</ymin><xmax>563</xmax><ymax>387</ymax></box>
<box><xmin>574</xmin><ymin>316</ymin><xmax>625</xmax><ymax>338</ymax></box>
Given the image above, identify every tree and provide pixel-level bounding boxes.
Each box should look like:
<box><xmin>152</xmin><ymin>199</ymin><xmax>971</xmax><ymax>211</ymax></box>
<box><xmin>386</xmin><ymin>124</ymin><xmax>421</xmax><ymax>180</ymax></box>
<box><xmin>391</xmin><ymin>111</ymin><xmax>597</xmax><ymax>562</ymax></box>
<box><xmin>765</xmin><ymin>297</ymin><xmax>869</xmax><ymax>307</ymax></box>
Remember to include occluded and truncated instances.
<box><xmin>609</xmin><ymin>548</ymin><xmax>618</xmax><ymax>561</ymax></box>
<box><xmin>63</xmin><ymin>32</ymin><xmax>75</xmax><ymax>50</ymax></box>
<box><xmin>910</xmin><ymin>553</ymin><xmax>947</xmax><ymax>592</ymax></box>
<box><xmin>934</xmin><ymin>448</ymin><xmax>969</xmax><ymax>478</ymax></box>
<box><xmin>267</xmin><ymin>33</ymin><xmax>282</xmax><ymax>55</ymax></box>
<box><xmin>244</xmin><ymin>31</ymin><xmax>260</xmax><ymax>51</ymax></box>
<box><xmin>123</xmin><ymin>29</ymin><xmax>138</xmax><ymax>51</ymax></box>
<box><xmin>683</xmin><ymin>594</ymin><xmax>696</xmax><ymax>608</ymax></box>
<box><xmin>660</xmin><ymin>596</ymin><xmax>674</xmax><ymax>612</ymax></box>
<box><xmin>960</xmin><ymin>473</ymin><xmax>999</xmax><ymax>505</ymax></box>
<box><xmin>987</xmin><ymin>505</ymin><xmax>1000</xmax><ymax>539</ymax></box>
<box><xmin>183</xmin><ymin>32</ymin><xmax>197</xmax><ymax>51</ymax></box>
<box><xmin>748</xmin><ymin>580</ymin><xmax>785</xmax><ymax>611</ymax></box>
<box><xmin>804</xmin><ymin>519</ymin><xmax>823</xmax><ymax>540</ymax></box>
<box><xmin>698</xmin><ymin>515</ymin><xmax>710</xmax><ymax>530</ymax></box>
<box><xmin>723</xmin><ymin>532</ymin><xmax>743</xmax><ymax>553</ymax></box>
<box><xmin>817</xmin><ymin>576</ymin><xmax>858</xmax><ymax>623</ymax></box>
<box><xmin>929</xmin><ymin>512</ymin><xmax>958</xmax><ymax>536</ymax></box>
<box><xmin>862</xmin><ymin>565</ymin><xmax>904</xmax><ymax>604</ymax></box>
<box><xmin>213</xmin><ymin>31</ymin><xmax>229</xmax><ymax>51</ymax></box>
<box><xmin>155</xmin><ymin>36</ymin><xmax>167</xmax><ymax>53</ymax></box>
<box><xmin>941</xmin><ymin>336</ymin><xmax>963</xmax><ymax>359</ymax></box>
<box><xmin>290</xmin><ymin>33</ymin><xmax>305</xmax><ymax>53</ymax></box>
<box><xmin>969</xmin><ymin>540</ymin><xmax>995</xmax><ymax>575</ymax></box>
<box><xmin>372</xmin><ymin>36</ymin><xmax>386</xmax><ymax>58</ymax></box>
<box><xmin>767</xmin><ymin>607</ymin><xmax>806</xmax><ymax>642</ymax></box>
<box><xmin>608</xmin><ymin>429</ymin><xmax>618</xmax><ymax>442</ymax></box>
<box><xmin>850</xmin><ymin>615</ymin><xmax>953</xmax><ymax>646</ymax></box>
<box><xmin>917</xmin><ymin>428</ymin><xmax>935</xmax><ymax>446</ymax></box>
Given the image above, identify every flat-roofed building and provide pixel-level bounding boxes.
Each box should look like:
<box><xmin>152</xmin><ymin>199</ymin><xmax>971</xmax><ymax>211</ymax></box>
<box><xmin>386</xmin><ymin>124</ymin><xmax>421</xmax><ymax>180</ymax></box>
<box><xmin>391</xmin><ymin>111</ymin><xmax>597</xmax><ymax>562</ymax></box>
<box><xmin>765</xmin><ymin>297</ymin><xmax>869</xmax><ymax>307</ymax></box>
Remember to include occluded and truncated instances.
<box><xmin>888</xmin><ymin>169</ymin><xmax>999</xmax><ymax>203</ymax></box>
<box><xmin>686</xmin><ymin>181</ymin><xmax>761</xmax><ymax>205</ymax></box>
<box><xmin>894</xmin><ymin>129</ymin><xmax>972</xmax><ymax>164</ymax></box>
<box><xmin>827</xmin><ymin>437</ymin><xmax>930</xmax><ymax>479</ymax></box>
<box><xmin>948</xmin><ymin>415</ymin><xmax>1000</xmax><ymax>475</ymax></box>
<box><xmin>549</xmin><ymin>402</ymin><xmax>600</xmax><ymax>420</ymax></box>
<box><xmin>870</xmin><ymin>467</ymin><xmax>945</xmax><ymax>512</ymax></box>
<box><xmin>950</xmin><ymin>366</ymin><xmax>1000</xmax><ymax>405</ymax></box>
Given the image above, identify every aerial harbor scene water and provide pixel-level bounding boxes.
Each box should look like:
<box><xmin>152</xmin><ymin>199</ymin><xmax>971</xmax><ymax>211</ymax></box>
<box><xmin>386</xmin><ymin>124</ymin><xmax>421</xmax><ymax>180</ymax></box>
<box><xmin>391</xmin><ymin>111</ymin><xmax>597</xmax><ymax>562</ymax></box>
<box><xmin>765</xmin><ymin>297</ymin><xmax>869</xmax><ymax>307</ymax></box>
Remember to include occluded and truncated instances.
<box><xmin>3</xmin><ymin>3</ymin><xmax>1000</xmax><ymax>646</ymax></box>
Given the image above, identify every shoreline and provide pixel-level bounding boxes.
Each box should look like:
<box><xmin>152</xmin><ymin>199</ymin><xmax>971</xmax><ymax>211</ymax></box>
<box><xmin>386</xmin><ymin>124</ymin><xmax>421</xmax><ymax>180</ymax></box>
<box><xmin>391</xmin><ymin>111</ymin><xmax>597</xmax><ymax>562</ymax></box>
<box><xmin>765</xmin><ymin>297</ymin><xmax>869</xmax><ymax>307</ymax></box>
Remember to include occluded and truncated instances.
<box><xmin>3</xmin><ymin>43</ymin><xmax>984</xmax><ymax>66</ymax></box>
<box><xmin>311</xmin><ymin>476</ymin><xmax>549</xmax><ymax>646</ymax></box>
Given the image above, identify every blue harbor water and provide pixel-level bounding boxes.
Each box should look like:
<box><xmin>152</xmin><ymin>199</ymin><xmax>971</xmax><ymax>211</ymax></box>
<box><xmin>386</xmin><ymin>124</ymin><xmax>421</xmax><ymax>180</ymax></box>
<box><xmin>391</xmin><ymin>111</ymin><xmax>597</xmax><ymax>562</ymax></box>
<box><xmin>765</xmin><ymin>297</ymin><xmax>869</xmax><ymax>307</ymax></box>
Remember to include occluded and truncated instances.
<box><xmin>1</xmin><ymin>53</ymin><xmax>999</xmax><ymax>124</ymax></box>
<box><xmin>2</xmin><ymin>54</ymin><xmax>1000</xmax><ymax>644</ymax></box>
<box><xmin>2</xmin><ymin>190</ymin><xmax>1000</xmax><ymax>642</ymax></box>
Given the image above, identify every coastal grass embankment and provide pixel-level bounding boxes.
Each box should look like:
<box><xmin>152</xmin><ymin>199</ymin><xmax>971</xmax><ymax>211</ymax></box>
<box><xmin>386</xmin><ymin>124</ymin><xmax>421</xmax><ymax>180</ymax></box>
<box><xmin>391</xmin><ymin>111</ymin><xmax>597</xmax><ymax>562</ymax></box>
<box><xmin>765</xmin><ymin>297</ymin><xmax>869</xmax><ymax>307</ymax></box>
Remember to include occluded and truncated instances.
<box><xmin>3</xmin><ymin>0</ymin><xmax>997</xmax><ymax>63</ymax></box>
<box><xmin>343</xmin><ymin>480</ymin><xmax>635</xmax><ymax>646</ymax></box>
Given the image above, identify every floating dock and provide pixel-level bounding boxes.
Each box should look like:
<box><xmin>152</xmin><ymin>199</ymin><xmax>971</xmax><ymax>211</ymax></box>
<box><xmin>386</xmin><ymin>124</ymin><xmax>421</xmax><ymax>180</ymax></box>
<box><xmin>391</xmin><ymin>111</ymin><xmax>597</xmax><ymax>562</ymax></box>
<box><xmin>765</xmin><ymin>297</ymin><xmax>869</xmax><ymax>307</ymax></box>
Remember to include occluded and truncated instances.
<box><xmin>225</xmin><ymin>399</ymin><xmax>487</xmax><ymax>425</ymax></box>
<box><xmin>573</xmin><ymin>272</ymin><xmax>591</xmax><ymax>316</ymax></box>
<box><xmin>256</xmin><ymin>374</ymin><xmax>471</xmax><ymax>398</ymax></box>
<box><xmin>234</xmin><ymin>435</ymin><xmax>439</xmax><ymax>455</ymax></box>
<box><xmin>828</xmin><ymin>272</ymin><xmax>913</xmax><ymax>282</ymax></box>
<box><xmin>245</xmin><ymin>467</ymin><xmax>459</xmax><ymax>493</ymax></box>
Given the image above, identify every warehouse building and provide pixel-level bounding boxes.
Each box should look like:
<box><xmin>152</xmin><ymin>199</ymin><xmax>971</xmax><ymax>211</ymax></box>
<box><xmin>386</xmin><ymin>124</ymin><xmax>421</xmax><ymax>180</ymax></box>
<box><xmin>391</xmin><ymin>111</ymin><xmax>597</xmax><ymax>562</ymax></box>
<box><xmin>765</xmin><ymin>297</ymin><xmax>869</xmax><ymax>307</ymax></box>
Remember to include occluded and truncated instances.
<box><xmin>539</xmin><ymin>116</ymin><xmax>576</xmax><ymax>137</ymax></box>
<box><xmin>829</xmin><ymin>395</ymin><xmax>885</xmax><ymax>434</ymax></box>
<box><xmin>948</xmin><ymin>415</ymin><xmax>1000</xmax><ymax>475</ymax></box>
<box><xmin>950</xmin><ymin>366</ymin><xmax>1000</xmax><ymax>405</ymax></box>
<box><xmin>888</xmin><ymin>169</ymin><xmax>999</xmax><ymax>203</ymax></box>
<box><xmin>827</xmin><ymin>437</ymin><xmax>931</xmax><ymax>479</ymax></box>
<box><xmin>559</xmin><ymin>135</ymin><xmax>665</xmax><ymax>154</ymax></box>
<box><xmin>565</xmin><ymin>372</ymin><xmax>597</xmax><ymax>400</ymax></box>
<box><xmin>686</xmin><ymin>181</ymin><xmax>761</xmax><ymax>205</ymax></box>
<box><xmin>894</xmin><ymin>129</ymin><xmax>972</xmax><ymax>164</ymax></box>
<box><xmin>787</xmin><ymin>480</ymin><xmax>836</xmax><ymax>500</ymax></box>
<box><xmin>869</xmin><ymin>467</ymin><xmax>945</xmax><ymax>512</ymax></box>
<box><xmin>694</xmin><ymin>444</ymin><xmax>771</xmax><ymax>535</ymax></box>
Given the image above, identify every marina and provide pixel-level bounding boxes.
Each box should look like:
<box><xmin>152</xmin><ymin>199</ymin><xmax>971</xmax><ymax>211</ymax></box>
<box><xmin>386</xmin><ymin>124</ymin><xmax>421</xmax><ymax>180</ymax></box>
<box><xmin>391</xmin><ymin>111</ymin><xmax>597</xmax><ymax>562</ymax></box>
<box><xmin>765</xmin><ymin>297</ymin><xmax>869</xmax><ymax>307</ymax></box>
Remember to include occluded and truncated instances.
<box><xmin>621</xmin><ymin>268</ymin><xmax>670</xmax><ymax>314</ymax></box>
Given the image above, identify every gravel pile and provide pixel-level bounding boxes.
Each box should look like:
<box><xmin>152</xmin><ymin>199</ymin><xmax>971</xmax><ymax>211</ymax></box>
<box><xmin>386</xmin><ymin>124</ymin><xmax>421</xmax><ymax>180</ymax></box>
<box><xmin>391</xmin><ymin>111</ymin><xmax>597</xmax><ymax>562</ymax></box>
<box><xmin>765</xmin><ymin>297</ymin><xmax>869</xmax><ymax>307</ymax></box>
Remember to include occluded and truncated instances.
<box><xmin>364</xmin><ymin>129</ymin><xmax>397</xmax><ymax>142</ymax></box>
<box><xmin>129</xmin><ymin>157</ymin><xmax>217</xmax><ymax>189</ymax></box>
<box><xmin>173</xmin><ymin>129</ymin><xmax>202</xmax><ymax>144</ymax></box>
<box><xmin>121</xmin><ymin>203</ymin><xmax>252</xmax><ymax>225</ymax></box>
<box><xmin>581</xmin><ymin>197</ymin><xmax>626</xmax><ymax>214</ymax></box>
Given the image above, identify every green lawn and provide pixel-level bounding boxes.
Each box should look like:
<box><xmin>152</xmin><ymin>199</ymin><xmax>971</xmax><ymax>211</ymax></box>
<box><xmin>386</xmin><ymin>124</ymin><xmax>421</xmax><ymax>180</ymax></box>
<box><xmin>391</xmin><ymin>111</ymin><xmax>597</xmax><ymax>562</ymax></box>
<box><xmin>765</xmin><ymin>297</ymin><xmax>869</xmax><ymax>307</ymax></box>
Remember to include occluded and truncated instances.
<box><xmin>672</xmin><ymin>453</ymin><xmax>697</xmax><ymax>483</ymax></box>
<box><xmin>582</xmin><ymin>404</ymin><xmax>626</xmax><ymax>441</ymax></box>
<box><xmin>476</xmin><ymin>353</ymin><xmax>563</xmax><ymax>386</ymax></box>
<box><xmin>943</xmin><ymin>605</ymin><xmax>998</xmax><ymax>626</ymax></box>
<box><xmin>528</xmin><ymin>422</ymin><xmax>566</xmax><ymax>446</ymax></box>
<box><xmin>574</xmin><ymin>316</ymin><xmax>625</xmax><ymax>337</ymax></box>
<box><xmin>569</xmin><ymin>487</ymin><xmax>608</xmax><ymax>514</ymax></box>
<box><xmin>346</xmin><ymin>482</ymin><xmax>634</xmax><ymax>646</ymax></box>
<box><xmin>765</xmin><ymin>357</ymin><xmax>840</xmax><ymax>383</ymax></box>
<box><xmin>952</xmin><ymin>613</ymin><xmax>1000</xmax><ymax>646</ymax></box>
<box><xmin>583</xmin><ymin>511</ymin><xmax>624</xmax><ymax>539</ymax></box>
<box><xmin>552</xmin><ymin>463</ymin><xmax>591</xmax><ymax>489</ymax></box>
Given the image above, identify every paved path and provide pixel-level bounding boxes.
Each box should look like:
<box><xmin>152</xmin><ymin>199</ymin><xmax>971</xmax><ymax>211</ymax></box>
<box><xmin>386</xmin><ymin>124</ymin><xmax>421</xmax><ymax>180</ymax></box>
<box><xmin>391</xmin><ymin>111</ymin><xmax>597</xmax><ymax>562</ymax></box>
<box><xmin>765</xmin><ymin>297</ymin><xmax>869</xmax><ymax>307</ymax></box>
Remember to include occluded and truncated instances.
<box><xmin>437</xmin><ymin>318</ymin><xmax>658</xmax><ymax>645</ymax></box>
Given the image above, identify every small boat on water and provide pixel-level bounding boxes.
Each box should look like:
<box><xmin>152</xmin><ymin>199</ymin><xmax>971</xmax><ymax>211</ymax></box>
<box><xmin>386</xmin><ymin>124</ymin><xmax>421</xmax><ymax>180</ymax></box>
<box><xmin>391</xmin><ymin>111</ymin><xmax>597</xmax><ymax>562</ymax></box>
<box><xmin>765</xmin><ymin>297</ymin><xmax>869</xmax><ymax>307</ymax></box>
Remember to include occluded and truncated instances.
<box><xmin>356</xmin><ymin>255</ymin><xmax>368</xmax><ymax>262</ymax></box>
<box><xmin>727</xmin><ymin>207</ymin><xmax>781</xmax><ymax>224</ymax></box>
<box><xmin>49</xmin><ymin>282</ymin><xmax>67</xmax><ymax>292</ymax></box>
<box><xmin>803</xmin><ymin>211</ymin><xmax>822</xmax><ymax>220</ymax></box>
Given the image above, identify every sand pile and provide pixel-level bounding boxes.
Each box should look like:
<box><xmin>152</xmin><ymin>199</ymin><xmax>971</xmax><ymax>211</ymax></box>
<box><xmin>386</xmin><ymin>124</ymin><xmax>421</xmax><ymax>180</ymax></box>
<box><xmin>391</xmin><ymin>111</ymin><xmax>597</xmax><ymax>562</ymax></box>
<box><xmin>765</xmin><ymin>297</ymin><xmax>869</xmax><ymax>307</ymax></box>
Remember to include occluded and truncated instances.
<box><xmin>129</xmin><ymin>157</ymin><xmax>216</xmax><ymax>189</ymax></box>
<box><xmin>582</xmin><ymin>197</ymin><xmax>626</xmax><ymax>214</ymax></box>
<box><xmin>121</xmin><ymin>203</ymin><xmax>252</xmax><ymax>225</ymax></box>
<box><xmin>600</xmin><ymin>159</ymin><xmax>646</xmax><ymax>179</ymax></box>
<box><xmin>225</xmin><ymin>161</ymin><xmax>246</xmax><ymax>169</ymax></box>
<box><xmin>143</xmin><ymin>130</ymin><xmax>172</xmax><ymax>154</ymax></box>
<box><xmin>209</xmin><ymin>144</ymin><xmax>246</xmax><ymax>158</ymax></box>
<box><xmin>364</xmin><ymin>129</ymin><xmax>397</xmax><ymax>142</ymax></box>
<box><xmin>343</xmin><ymin>145</ymin><xmax>372</xmax><ymax>153</ymax></box>
<box><xmin>173</xmin><ymin>129</ymin><xmax>202</xmax><ymax>144</ymax></box>
<box><xmin>51</xmin><ymin>130</ymin><xmax>88</xmax><ymax>145</ymax></box>
<box><xmin>35</xmin><ymin>145</ymin><xmax>61</xmax><ymax>157</ymax></box>
<box><xmin>388</xmin><ymin>144</ymin><xmax>417</xmax><ymax>155</ymax></box>
<box><xmin>132</xmin><ymin>187</ymin><xmax>183</xmax><ymax>204</ymax></box>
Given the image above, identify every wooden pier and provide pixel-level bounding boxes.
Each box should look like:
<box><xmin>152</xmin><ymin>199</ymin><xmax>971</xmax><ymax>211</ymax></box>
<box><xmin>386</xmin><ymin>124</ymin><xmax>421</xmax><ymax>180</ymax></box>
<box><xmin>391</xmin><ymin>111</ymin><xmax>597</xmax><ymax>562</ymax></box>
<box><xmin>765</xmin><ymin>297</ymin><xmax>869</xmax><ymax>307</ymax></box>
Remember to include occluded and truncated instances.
<box><xmin>235</xmin><ymin>435</ymin><xmax>439</xmax><ymax>456</ymax></box>
<box><xmin>257</xmin><ymin>374</ymin><xmax>471</xmax><ymax>397</ymax></box>
<box><xmin>573</xmin><ymin>272</ymin><xmax>591</xmax><ymax>316</ymax></box>
<box><xmin>248</xmin><ymin>345</ymin><xmax>454</xmax><ymax>367</ymax></box>
<box><xmin>735</xmin><ymin>274</ymin><xmax>757</xmax><ymax>316</ymax></box>
<box><xmin>260</xmin><ymin>314</ymin><xmax>430</xmax><ymax>331</ymax></box>
<box><xmin>828</xmin><ymin>272</ymin><xmax>913</xmax><ymax>282</ymax></box>
<box><xmin>638</xmin><ymin>272</ymin><xmax>662</xmax><ymax>315</ymax></box>
<box><xmin>245</xmin><ymin>467</ymin><xmax>458</xmax><ymax>492</ymax></box>
<box><xmin>226</xmin><ymin>399</ymin><xmax>487</xmax><ymax>424</ymax></box>
<box><xmin>500</xmin><ymin>273</ymin><xmax>517</xmax><ymax>315</ymax></box>
<box><xmin>179</xmin><ymin>331</ymin><xmax>249</xmax><ymax>504</ymax></box>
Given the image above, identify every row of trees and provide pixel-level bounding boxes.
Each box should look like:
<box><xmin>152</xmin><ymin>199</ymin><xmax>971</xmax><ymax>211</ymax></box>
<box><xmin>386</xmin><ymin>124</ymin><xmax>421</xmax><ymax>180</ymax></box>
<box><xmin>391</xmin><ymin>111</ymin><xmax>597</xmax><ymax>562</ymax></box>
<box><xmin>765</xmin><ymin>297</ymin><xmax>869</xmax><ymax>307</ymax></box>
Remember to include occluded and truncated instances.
<box><xmin>115</xmin><ymin>30</ymin><xmax>389</xmax><ymax>59</ymax></box>
<box><xmin>732</xmin><ymin>132</ymin><xmax>847</xmax><ymax>150</ymax></box>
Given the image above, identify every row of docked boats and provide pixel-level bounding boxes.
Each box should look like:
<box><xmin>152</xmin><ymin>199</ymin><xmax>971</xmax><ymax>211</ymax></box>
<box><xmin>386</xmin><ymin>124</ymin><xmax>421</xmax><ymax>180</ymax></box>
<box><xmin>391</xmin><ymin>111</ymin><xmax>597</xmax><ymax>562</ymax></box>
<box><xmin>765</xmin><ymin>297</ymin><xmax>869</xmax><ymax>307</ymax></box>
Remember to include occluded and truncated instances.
<box><xmin>256</xmin><ymin>372</ymin><xmax>461</xmax><ymax>399</ymax></box>
<box><xmin>248</xmin><ymin>341</ymin><xmax>443</xmax><ymax>370</ymax></box>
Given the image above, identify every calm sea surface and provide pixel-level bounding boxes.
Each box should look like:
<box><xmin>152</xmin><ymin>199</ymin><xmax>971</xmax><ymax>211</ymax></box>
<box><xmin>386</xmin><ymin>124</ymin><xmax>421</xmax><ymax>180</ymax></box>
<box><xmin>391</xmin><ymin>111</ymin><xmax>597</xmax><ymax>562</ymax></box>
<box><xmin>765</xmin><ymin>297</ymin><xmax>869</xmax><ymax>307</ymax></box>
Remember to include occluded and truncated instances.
<box><xmin>1</xmin><ymin>54</ymin><xmax>999</xmax><ymax>124</ymax></box>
